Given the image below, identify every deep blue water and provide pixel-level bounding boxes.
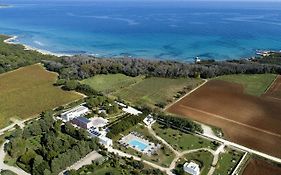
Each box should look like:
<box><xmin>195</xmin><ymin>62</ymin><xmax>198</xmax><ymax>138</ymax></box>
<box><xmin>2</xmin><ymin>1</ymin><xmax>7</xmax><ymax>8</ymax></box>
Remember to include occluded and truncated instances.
<box><xmin>1</xmin><ymin>0</ymin><xmax>281</xmax><ymax>61</ymax></box>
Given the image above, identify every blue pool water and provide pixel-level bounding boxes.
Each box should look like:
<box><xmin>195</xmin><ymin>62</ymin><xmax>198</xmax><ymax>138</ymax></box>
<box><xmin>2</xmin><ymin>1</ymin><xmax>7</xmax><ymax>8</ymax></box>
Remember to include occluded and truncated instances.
<box><xmin>1</xmin><ymin>1</ymin><xmax>281</xmax><ymax>61</ymax></box>
<box><xmin>128</xmin><ymin>139</ymin><xmax>148</xmax><ymax>151</ymax></box>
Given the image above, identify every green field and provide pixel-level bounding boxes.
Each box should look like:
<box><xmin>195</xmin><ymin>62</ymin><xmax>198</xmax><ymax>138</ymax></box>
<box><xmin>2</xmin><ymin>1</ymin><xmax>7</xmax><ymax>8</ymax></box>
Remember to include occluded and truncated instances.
<box><xmin>81</xmin><ymin>74</ymin><xmax>143</xmax><ymax>94</ymax></box>
<box><xmin>173</xmin><ymin>150</ymin><xmax>214</xmax><ymax>175</ymax></box>
<box><xmin>215</xmin><ymin>74</ymin><xmax>276</xmax><ymax>96</ymax></box>
<box><xmin>213</xmin><ymin>149</ymin><xmax>244</xmax><ymax>175</ymax></box>
<box><xmin>0</xmin><ymin>64</ymin><xmax>83</xmax><ymax>128</ymax></box>
<box><xmin>113</xmin><ymin>77</ymin><xmax>202</xmax><ymax>107</ymax></box>
<box><xmin>152</xmin><ymin>123</ymin><xmax>218</xmax><ymax>152</ymax></box>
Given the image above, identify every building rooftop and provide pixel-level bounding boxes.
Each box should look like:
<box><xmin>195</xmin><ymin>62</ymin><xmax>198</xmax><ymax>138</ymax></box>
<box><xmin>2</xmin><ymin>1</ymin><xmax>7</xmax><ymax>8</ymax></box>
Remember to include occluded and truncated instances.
<box><xmin>61</xmin><ymin>105</ymin><xmax>89</xmax><ymax>116</ymax></box>
<box><xmin>75</xmin><ymin>116</ymin><xmax>91</xmax><ymax>124</ymax></box>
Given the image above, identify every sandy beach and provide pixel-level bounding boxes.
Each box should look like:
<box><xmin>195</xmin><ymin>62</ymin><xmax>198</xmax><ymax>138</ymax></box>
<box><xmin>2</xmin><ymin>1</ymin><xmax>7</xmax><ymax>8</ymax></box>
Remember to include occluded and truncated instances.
<box><xmin>3</xmin><ymin>35</ymin><xmax>72</xmax><ymax>57</ymax></box>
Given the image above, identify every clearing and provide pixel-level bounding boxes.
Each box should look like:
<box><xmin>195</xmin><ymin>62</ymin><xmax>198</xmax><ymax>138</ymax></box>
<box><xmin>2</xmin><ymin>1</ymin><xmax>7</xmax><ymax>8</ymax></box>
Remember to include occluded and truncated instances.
<box><xmin>0</xmin><ymin>64</ymin><xmax>83</xmax><ymax>128</ymax></box>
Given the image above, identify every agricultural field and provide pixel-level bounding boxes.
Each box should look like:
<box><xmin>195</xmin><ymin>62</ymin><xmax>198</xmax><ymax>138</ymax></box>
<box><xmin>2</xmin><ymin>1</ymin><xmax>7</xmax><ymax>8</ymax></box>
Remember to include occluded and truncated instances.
<box><xmin>0</xmin><ymin>64</ymin><xmax>83</xmax><ymax>128</ymax></box>
<box><xmin>81</xmin><ymin>74</ymin><xmax>143</xmax><ymax>94</ymax></box>
<box><xmin>264</xmin><ymin>75</ymin><xmax>281</xmax><ymax>100</ymax></box>
<box><xmin>167</xmin><ymin>79</ymin><xmax>281</xmax><ymax>158</ymax></box>
<box><xmin>242</xmin><ymin>158</ymin><xmax>281</xmax><ymax>175</ymax></box>
<box><xmin>152</xmin><ymin>123</ymin><xmax>218</xmax><ymax>152</ymax></box>
<box><xmin>215</xmin><ymin>74</ymin><xmax>276</xmax><ymax>96</ymax></box>
<box><xmin>213</xmin><ymin>148</ymin><xmax>244</xmax><ymax>175</ymax></box>
<box><xmin>113</xmin><ymin>77</ymin><xmax>203</xmax><ymax>107</ymax></box>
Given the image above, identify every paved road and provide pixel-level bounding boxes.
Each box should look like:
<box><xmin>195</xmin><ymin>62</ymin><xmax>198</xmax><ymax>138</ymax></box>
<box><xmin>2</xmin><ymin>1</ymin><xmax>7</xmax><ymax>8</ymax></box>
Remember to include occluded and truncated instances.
<box><xmin>0</xmin><ymin>141</ymin><xmax>30</xmax><ymax>175</ymax></box>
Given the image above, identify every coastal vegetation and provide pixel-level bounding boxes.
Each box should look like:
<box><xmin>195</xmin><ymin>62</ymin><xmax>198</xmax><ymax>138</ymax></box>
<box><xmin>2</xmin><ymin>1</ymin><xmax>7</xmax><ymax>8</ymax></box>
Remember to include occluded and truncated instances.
<box><xmin>0</xmin><ymin>64</ymin><xmax>82</xmax><ymax>128</ymax></box>
<box><xmin>0</xmin><ymin>35</ymin><xmax>57</xmax><ymax>74</ymax></box>
<box><xmin>215</xmin><ymin>74</ymin><xmax>276</xmax><ymax>96</ymax></box>
<box><xmin>4</xmin><ymin>112</ymin><xmax>99</xmax><ymax>175</ymax></box>
<box><xmin>43</xmin><ymin>55</ymin><xmax>281</xmax><ymax>81</ymax></box>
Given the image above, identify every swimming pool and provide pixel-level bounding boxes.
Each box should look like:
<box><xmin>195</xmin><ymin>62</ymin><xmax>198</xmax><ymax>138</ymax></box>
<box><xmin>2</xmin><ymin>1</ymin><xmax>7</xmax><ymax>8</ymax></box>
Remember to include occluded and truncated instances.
<box><xmin>128</xmin><ymin>139</ymin><xmax>148</xmax><ymax>151</ymax></box>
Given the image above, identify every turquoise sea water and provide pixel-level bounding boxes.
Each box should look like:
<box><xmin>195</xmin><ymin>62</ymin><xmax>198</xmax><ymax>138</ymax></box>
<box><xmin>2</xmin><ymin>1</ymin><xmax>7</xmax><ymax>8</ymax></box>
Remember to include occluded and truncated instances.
<box><xmin>1</xmin><ymin>0</ymin><xmax>281</xmax><ymax>61</ymax></box>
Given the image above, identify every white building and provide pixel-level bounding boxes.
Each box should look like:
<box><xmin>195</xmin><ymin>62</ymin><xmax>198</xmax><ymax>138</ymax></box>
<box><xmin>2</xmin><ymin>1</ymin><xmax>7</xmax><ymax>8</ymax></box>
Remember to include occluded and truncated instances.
<box><xmin>183</xmin><ymin>162</ymin><xmax>200</xmax><ymax>175</ymax></box>
<box><xmin>99</xmin><ymin>136</ymin><xmax>113</xmax><ymax>147</ymax></box>
<box><xmin>122</xmin><ymin>106</ymin><xmax>142</xmax><ymax>115</ymax></box>
<box><xmin>61</xmin><ymin>105</ymin><xmax>89</xmax><ymax>122</ymax></box>
<box><xmin>143</xmin><ymin>115</ymin><xmax>156</xmax><ymax>126</ymax></box>
<box><xmin>88</xmin><ymin>129</ymin><xmax>112</xmax><ymax>147</ymax></box>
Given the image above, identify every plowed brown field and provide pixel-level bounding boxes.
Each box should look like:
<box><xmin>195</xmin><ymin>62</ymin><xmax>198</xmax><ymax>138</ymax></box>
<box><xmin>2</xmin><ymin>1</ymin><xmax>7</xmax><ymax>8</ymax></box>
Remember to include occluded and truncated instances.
<box><xmin>243</xmin><ymin>158</ymin><xmax>281</xmax><ymax>175</ymax></box>
<box><xmin>167</xmin><ymin>80</ymin><xmax>281</xmax><ymax>158</ymax></box>
<box><xmin>264</xmin><ymin>75</ymin><xmax>281</xmax><ymax>100</ymax></box>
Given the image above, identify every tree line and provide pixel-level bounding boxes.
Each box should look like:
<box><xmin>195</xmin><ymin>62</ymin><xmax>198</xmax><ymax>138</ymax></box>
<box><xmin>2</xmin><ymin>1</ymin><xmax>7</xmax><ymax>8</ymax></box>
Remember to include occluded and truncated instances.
<box><xmin>43</xmin><ymin>55</ymin><xmax>281</xmax><ymax>80</ymax></box>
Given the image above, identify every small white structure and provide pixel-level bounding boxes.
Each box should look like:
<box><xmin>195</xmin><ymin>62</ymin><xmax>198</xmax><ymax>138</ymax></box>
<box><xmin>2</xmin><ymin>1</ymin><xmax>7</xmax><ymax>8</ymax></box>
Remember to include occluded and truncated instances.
<box><xmin>115</xmin><ymin>101</ymin><xmax>142</xmax><ymax>116</ymax></box>
<box><xmin>143</xmin><ymin>115</ymin><xmax>156</xmax><ymax>126</ymax></box>
<box><xmin>61</xmin><ymin>106</ymin><xmax>90</xmax><ymax>122</ymax></box>
<box><xmin>92</xmin><ymin>117</ymin><xmax>108</xmax><ymax>128</ymax></box>
<box><xmin>99</xmin><ymin>136</ymin><xmax>113</xmax><ymax>146</ymax></box>
<box><xmin>122</xmin><ymin>106</ymin><xmax>142</xmax><ymax>115</ymax></box>
<box><xmin>194</xmin><ymin>56</ymin><xmax>201</xmax><ymax>63</ymax></box>
<box><xmin>183</xmin><ymin>162</ymin><xmax>200</xmax><ymax>175</ymax></box>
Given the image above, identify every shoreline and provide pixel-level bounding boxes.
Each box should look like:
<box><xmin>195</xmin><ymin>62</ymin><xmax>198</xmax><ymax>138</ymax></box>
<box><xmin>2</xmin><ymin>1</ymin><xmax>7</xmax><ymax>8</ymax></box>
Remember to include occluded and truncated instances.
<box><xmin>3</xmin><ymin>35</ymin><xmax>72</xmax><ymax>57</ymax></box>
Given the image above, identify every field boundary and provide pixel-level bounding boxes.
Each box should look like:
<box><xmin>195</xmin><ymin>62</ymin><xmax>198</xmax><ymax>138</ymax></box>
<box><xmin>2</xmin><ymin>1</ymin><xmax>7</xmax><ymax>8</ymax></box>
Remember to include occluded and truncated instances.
<box><xmin>164</xmin><ymin>79</ymin><xmax>207</xmax><ymax>110</ymax></box>
<box><xmin>264</xmin><ymin>75</ymin><xmax>279</xmax><ymax>94</ymax></box>
<box><xmin>179</xmin><ymin>105</ymin><xmax>281</xmax><ymax>138</ymax></box>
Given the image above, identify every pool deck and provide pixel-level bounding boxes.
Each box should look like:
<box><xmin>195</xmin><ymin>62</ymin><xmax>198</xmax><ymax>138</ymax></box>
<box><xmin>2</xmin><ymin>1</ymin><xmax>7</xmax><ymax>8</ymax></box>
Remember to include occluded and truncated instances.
<box><xmin>119</xmin><ymin>132</ymin><xmax>160</xmax><ymax>156</ymax></box>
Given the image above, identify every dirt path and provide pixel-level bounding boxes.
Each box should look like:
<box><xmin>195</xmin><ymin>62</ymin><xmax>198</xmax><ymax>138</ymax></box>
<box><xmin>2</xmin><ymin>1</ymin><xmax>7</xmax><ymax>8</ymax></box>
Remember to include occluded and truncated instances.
<box><xmin>59</xmin><ymin>151</ymin><xmax>102</xmax><ymax>175</ymax></box>
<box><xmin>0</xmin><ymin>141</ymin><xmax>30</xmax><ymax>175</ymax></box>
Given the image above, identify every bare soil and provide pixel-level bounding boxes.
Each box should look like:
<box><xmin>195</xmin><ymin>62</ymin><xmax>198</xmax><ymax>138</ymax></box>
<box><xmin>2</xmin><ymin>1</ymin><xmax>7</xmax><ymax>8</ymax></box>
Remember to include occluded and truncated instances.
<box><xmin>243</xmin><ymin>158</ymin><xmax>281</xmax><ymax>175</ymax></box>
<box><xmin>264</xmin><ymin>75</ymin><xmax>281</xmax><ymax>100</ymax></box>
<box><xmin>167</xmin><ymin>80</ymin><xmax>281</xmax><ymax>158</ymax></box>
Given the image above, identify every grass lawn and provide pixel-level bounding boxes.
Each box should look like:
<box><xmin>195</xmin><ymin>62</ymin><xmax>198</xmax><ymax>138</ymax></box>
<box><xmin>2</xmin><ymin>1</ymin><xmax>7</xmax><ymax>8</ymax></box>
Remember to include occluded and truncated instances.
<box><xmin>213</xmin><ymin>149</ymin><xmax>244</xmax><ymax>175</ymax></box>
<box><xmin>113</xmin><ymin>124</ymin><xmax>175</xmax><ymax>168</ymax></box>
<box><xmin>174</xmin><ymin>150</ymin><xmax>214</xmax><ymax>175</ymax></box>
<box><xmin>215</xmin><ymin>74</ymin><xmax>277</xmax><ymax>96</ymax></box>
<box><xmin>91</xmin><ymin>167</ymin><xmax>123</xmax><ymax>175</ymax></box>
<box><xmin>0</xmin><ymin>64</ymin><xmax>83</xmax><ymax>128</ymax></box>
<box><xmin>152</xmin><ymin>123</ymin><xmax>218</xmax><ymax>152</ymax></box>
<box><xmin>113</xmin><ymin>77</ymin><xmax>203</xmax><ymax>107</ymax></box>
<box><xmin>81</xmin><ymin>74</ymin><xmax>144</xmax><ymax>94</ymax></box>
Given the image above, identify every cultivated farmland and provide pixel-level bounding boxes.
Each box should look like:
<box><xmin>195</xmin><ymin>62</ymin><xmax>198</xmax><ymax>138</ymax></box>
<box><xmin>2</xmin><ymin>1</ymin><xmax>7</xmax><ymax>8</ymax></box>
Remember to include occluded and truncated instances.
<box><xmin>215</xmin><ymin>74</ymin><xmax>276</xmax><ymax>96</ymax></box>
<box><xmin>0</xmin><ymin>64</ymin><xmax>83</xmax><ymax>128</ymax></box>
<box><xmin>81</xmin><ymin>74</ymin><xmax>143</xmax><ymax>94</ymax></box>
<box><xmin>264</xmin><ymin>75</ymin><xmax>281</xmax><ymax>100</ymax></box>
<box><xmin>167</xmin><ymin>80</ymin><xmax>281</xmax><ymax>158</ymax></box>
<box><xmin>242</xmin><ymin>158</ymin><xmax>281</xmax><ymax>175</ymax></box>
<box><xmin>113</xmin><ymin>77</ymin><xmax>203</xmax><ymax>107</ymax></box>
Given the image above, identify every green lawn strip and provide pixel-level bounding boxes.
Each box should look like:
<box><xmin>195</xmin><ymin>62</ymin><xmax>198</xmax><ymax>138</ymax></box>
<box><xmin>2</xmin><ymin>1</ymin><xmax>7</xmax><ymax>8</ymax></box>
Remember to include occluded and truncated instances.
<box><xmin>81</xmin><ymin>74</ymin><xmax>144</xmax><ymax>94</ymax></box>
<box><xmin>152</xmin><ymin>123</ymin><xmax>218</xmax><ymax>152</ymax></box>
<box><xmin>173</xmin><ymin>150</ymin><xmax>214</xmax><ymax>175</ymax></box>
<box><xmin>213</xmin><ymin>148</ymin><xmax>244</xmax><ymax>175</ymax></box>
<box><xmin>113</xmin><ymin>124</ymin><xmax>176</xmax><ymax>168</ymax></box>
<box><xmin>215</xmin><ymin>74</ymin><xmax>277</xmax><ymax>96</ymax></box>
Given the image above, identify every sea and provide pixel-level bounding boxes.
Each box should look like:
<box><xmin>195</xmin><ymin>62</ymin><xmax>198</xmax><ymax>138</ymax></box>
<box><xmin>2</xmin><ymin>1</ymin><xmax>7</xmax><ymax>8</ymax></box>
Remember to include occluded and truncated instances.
<box><xmin>1</xmin><ymin>0</ymin><xmax>281</xmax><ymax>62</ymax></box>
